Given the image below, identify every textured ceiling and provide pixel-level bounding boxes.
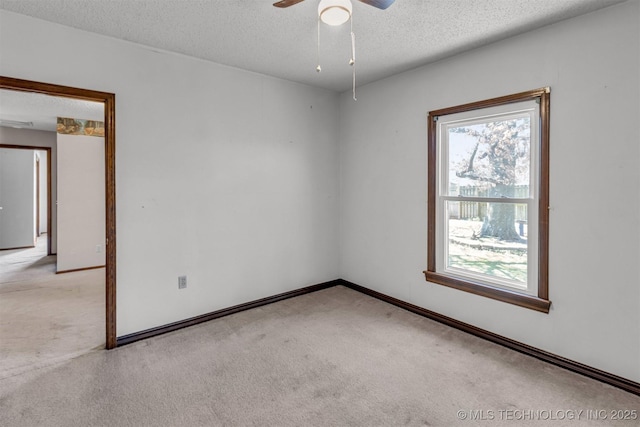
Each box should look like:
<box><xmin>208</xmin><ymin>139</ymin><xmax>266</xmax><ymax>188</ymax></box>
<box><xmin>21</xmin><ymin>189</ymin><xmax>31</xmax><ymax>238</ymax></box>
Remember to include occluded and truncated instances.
<box><xmin>0</xmin><ymin>0</ymin><xmax>626</xmax><ymax>93</ymax></box>
<box><xmin>0</xmin><ymin>89</ymin><xmax>104</xmax><ymax>132</ymax></box>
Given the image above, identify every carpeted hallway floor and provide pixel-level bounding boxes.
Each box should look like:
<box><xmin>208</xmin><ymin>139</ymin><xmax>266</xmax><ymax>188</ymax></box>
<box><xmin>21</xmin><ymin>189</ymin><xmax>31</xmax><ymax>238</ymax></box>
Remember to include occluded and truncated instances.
<box><xmin>0</xmin><ymin>236</ymin><xmax>104</xmax><ymax>379</ymax></box>
<box><xmin>1</xmin><ymin>285</ymin><xmax>638</xmax><ymax>426</ymax></box>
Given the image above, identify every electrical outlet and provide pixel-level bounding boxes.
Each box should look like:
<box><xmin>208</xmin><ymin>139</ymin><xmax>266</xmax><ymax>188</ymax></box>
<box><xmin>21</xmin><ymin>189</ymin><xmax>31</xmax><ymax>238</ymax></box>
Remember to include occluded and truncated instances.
<box><xmin>178</xmin><ymin>275</ymin><xmax>187</xmax><ymax>289</ymax></box>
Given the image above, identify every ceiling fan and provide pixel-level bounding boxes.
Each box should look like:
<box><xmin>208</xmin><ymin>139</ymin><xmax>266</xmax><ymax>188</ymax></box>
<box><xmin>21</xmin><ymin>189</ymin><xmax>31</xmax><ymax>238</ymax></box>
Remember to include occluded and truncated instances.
<box><xmin>275</xmin><ymin>0</ymin><xmax>395</xmax><ymax>26</ymax></box>
<box><xmin>274</xmin><ymin>0</ymin><xmax>396</xmax><ymax>100</ymax></box>
<box><xmin>273</xmin><ymin>0</ymin><xmax>395</xmax><ymax>11</ymax></box>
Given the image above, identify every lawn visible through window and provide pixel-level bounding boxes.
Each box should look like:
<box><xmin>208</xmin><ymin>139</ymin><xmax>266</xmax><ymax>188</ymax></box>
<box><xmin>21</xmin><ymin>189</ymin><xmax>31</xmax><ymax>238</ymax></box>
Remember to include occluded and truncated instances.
<box><xmin>446</xmin><ymin>207</ymin><xmax>527</xmax><ymax>285</ymax></box>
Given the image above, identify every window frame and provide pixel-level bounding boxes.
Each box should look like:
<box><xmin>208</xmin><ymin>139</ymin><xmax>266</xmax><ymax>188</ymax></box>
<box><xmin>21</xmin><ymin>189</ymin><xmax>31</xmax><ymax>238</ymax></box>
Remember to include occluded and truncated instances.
<box><xmin>424</xmin><ymin>88</ymin><xmax>551</xmax><ymax>313</ymax></box>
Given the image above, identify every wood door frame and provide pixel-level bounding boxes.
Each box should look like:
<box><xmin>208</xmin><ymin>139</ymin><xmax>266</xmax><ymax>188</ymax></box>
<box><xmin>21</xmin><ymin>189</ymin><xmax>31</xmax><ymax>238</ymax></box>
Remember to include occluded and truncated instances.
<box><xmin>0</xmin><ymin>76</ymin><xmax>117</xmax><ymax>349</ymax></box>
<box><xmin>0</xmin><ymin>144</ymin><xmax>52</xmax><ymax>254</ymax></box>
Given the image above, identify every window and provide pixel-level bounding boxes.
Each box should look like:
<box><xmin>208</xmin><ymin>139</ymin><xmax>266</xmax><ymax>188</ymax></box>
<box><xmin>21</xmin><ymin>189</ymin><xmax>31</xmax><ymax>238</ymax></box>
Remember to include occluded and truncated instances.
<box><xmin>424</xmin><ymin>88</ymin><xmax>550</xmax><ymax>312</ymax></box>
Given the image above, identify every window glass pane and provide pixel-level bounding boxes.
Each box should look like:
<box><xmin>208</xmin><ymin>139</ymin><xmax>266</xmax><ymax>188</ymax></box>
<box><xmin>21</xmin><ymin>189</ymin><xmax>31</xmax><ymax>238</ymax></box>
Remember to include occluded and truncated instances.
<box><xmin>446</xmin><ymin>201</ymin><xmax>528</xmax><ymax>285</ymax></box>
<box><xmin>446</xmin><ymin>115</ymin><xmax>531</xmax><ymax>198</ymax></box>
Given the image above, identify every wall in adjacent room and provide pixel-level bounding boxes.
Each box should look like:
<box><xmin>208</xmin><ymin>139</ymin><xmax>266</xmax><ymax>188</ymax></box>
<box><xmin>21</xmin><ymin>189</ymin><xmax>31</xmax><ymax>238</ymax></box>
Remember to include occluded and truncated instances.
<box><xmin>56</xmin><ymin>133</ymin><xmax>105</xmax><ymax>272</ymax></box>
<box><xmin>0</xmin><ymin>127</ymin><xmax>57</xmax><ymax>252</ymax></box>
<box><xmin>338</xmin><ymin>0</ymin><xmax>640</xmax><ymax>381</ymax></box>
<box><xmin>0</xmin><ymin>148</ymin><xmax>35</xmax><ymax>249</ymax></box>
<box><xmin>0</xmin><ymin>10</ymin><xmax>340</xmax><ymax>336</ymax></box>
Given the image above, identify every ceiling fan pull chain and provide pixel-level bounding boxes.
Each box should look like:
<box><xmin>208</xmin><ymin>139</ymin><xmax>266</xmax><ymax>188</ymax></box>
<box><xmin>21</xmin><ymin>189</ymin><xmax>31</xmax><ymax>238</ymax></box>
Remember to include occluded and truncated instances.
<box><xmin>316</xmin><ymin>17</ymin><xmax>322</xmax><ymax>73</ymax></box>
<box><xmin>350</xmin><ymin>17</ymin><xmax>356</xmax><ymax>66</ymax></box>
<box><xmin>352</xmin><ymin>52</ymin><xmax>357</xmax><ymax>101</ymax></box>
<box><xmin>351</xmin><ymin>18</ymin><xmax>357</xmax><ymax>100</ymax></box>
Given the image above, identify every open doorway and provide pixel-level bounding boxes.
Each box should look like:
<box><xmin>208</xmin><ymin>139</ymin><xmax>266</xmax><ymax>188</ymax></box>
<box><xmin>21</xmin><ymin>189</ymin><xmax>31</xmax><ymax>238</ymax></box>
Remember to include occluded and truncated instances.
<box><xmin>0</xmin><ymin>145</ymin><xmax>51</xmax><ymax>254</ymax></box>
<box><xmin>0</xmin><ymin>77</ymin><xmax>116</xmax><ymax>367</ymax></box>
<box><xmin>0</xmin><ymin>142</ymin><xmax>102</xmax><ymax>372</ymax></box>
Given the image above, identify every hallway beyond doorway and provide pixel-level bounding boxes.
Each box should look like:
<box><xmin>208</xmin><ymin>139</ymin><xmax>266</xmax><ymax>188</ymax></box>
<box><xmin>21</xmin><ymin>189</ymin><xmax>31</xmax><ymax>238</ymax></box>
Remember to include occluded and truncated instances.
<box><xmin>0</xmin><ymin>235</ymin><xmax>104</xmax><ymax>379</ymax></box>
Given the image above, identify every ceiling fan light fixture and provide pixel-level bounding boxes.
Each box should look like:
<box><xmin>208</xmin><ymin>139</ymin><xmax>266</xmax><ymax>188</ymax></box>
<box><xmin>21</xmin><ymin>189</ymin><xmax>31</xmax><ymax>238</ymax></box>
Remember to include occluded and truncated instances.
<box><xmin>318</xmin><ymin>0</ymin><xmax>352</xmax><ymax>26</ymax></box>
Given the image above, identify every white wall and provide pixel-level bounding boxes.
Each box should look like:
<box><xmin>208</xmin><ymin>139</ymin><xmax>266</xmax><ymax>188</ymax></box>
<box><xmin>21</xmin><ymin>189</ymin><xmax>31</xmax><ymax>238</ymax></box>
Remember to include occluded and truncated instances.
<box><xmin>56</xmin><ymin>133</ymin><xmax>105</xmax><ymax>272</ymax></box>
<box><xmin>0</xmin><ymin>148</ymin><xmax>35</xmax><ymax>249</ymax></box>
<box><xmin>339</xmin><ymin>0</ymin><xmax>640</xmax><ymax>382</ymax></box>
<box><xmin>0</xmin><ymin>127</ymin><xmax>57</xmax><ymax>252</ymax></box>
<box><xmin>0</xmin><ymin>10</ymin><xmax>340</xmax><ymax>336</ymax></box>
<box><xmin>37</xmin><ymin>150</ymin><xmax>47</xmax><ymax>234</ymax></box>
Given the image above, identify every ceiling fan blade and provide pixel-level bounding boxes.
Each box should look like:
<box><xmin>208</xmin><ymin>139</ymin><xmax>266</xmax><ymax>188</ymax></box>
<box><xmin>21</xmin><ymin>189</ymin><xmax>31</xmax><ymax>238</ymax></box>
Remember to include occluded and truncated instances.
<box><xmin>273</xmin><ymin>0</ymin><xmax>306</xmax><ymax>8</ymax></box>
<box><xmin>358</xmin><ymin>0</ymin><xmax>395</xmax><ymax>10</ymax></box>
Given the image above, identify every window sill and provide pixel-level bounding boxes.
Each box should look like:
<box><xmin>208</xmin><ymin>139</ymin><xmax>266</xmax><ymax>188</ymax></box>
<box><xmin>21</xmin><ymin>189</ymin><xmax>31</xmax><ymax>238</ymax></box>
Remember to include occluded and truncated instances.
<box><xmin>423</xmin><ymin>270</ymin><xmax>551</xmax><ymax>313</ymax></box>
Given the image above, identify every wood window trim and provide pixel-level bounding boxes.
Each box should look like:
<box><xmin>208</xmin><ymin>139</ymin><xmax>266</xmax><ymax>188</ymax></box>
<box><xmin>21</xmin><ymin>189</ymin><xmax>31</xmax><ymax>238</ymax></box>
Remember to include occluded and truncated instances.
<box><xmin>424</xmin><ymin>88</ymin><xmax>551</xmax><ymax>313</ymax></box>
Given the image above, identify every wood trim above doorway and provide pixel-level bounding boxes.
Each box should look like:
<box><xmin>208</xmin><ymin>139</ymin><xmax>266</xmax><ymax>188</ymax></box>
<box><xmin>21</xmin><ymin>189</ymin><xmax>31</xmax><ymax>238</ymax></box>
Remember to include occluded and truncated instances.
<box><xmin>0</xmin><ymin>76</ymin><xmax>117</xmax><ymax>349</ymax></box>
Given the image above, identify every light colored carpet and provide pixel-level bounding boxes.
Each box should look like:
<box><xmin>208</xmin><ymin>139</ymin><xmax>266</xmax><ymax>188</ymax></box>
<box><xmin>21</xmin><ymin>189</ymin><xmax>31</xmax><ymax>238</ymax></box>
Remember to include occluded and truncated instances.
<box><xmin>0</xmin><ymin>236</ymin><xmax>105</xmax><ymax>379</ymax></box>
<box><xmin>1</xmin><ymin>285</ymin><xmax>638</xmax><ymax>426</ymax></box>
<box><xmin>0</xmin><ymin>236</ymin><xmax>54</xmax><ymax>285</ymax></box>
